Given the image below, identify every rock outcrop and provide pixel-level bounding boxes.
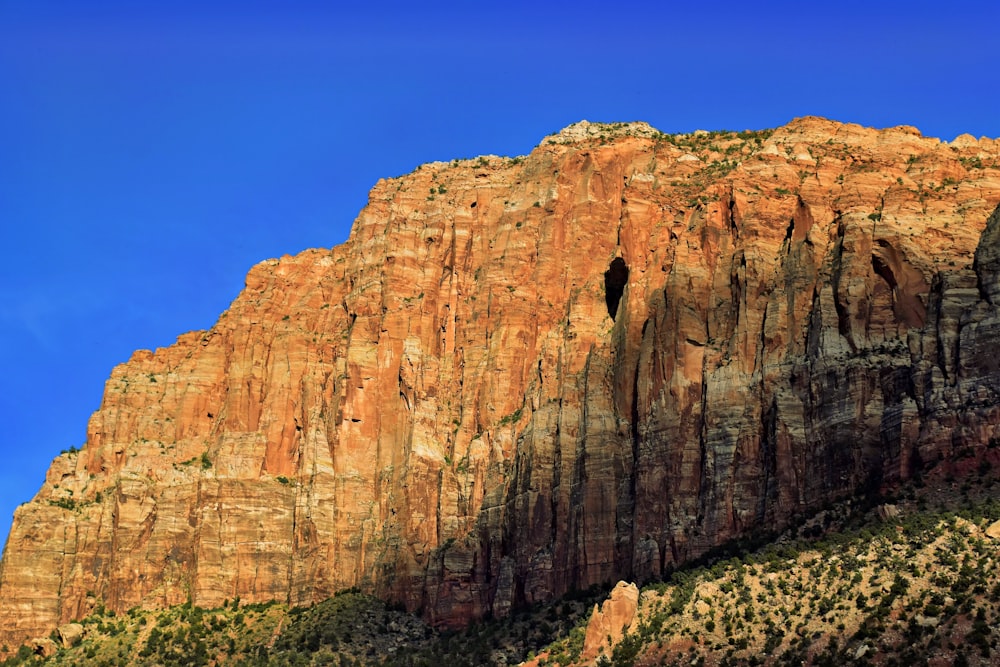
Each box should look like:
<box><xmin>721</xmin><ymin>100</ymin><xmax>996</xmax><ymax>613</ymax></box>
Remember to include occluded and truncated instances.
<box><xmin>55</xmin><ymin>623</ymin><xmax>84</xmax><ymax>649</ymax></box>
<box><xmin>3</xmin><ymin>117</ymin><xmax>1000</xmax><ymax>650</ymax></box>
<box><xmin>581</xmin><ymin>581</ymin><xmax>640</xmax><ymax>662</ymax></box>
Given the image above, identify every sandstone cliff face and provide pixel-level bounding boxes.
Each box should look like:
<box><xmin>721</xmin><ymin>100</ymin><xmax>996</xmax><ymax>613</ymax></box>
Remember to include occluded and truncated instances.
<box><xmin>3</xmin><ymin>117</ymin><xmax>1000</xmax><ymax>648</ymax></box>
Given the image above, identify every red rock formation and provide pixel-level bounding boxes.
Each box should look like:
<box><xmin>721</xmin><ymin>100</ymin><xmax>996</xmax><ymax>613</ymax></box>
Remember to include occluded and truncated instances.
<box><xmin>581</xmin><ymin>581</ymin><xmax>640</xmax><ymax>662</ymax></box>
<box><xmin>3</xmin><ymin>118</ymin><xmax>1000</xmax><ymax>650</ymax></box>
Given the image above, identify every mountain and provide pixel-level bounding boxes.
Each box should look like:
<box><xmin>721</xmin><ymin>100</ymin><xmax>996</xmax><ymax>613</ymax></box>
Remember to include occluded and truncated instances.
<box><xmin>2</xmin><ymin>117</ymin><xmax>1000</xmax><ymax>654</ymax></box>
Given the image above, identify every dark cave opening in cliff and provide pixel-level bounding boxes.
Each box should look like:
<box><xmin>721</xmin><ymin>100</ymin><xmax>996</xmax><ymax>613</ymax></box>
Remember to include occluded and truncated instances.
<box><xmin>871</xmin><ymin>253</ymin><xmax>898</xmax><ymax>290</ymax></box>
<box><xmin>604</xmin><ymin>257</ymin><xmax>629</xmax><ymax>321</ymax></box>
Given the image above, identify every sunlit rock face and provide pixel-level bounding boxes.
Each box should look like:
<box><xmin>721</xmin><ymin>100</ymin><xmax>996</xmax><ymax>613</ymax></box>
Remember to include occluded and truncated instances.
<box><xmin>3</xmin><ymin>117</ymin><xmax>1000</xmax><ymax>648</ymax></box>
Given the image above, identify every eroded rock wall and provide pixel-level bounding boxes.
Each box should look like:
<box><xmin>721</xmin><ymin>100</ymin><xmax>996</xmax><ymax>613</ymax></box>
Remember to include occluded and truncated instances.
<box><xmin>3</xmin><ymin>118</ymin><xmax>1000</xmax><ymax>647</ymax></box>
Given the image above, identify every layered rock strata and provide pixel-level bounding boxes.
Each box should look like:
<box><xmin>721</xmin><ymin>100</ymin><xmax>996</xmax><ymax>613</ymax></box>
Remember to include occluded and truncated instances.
<box><xmin>3</xmin><ymin>117</ymin><xmax>1000</xmax><ymax>649</ymax></box>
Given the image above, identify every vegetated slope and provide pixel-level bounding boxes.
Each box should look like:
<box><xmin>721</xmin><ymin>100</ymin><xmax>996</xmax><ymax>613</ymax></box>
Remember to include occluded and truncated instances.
<box><xmin>4</xmin><ymin>461</ymin><xmax>1000</xmax><ymax>666</ymax></box>
<box><xmin>3</xmin><ymin>118</ymin><xmax>1000</xmax><ymax>652</ymax></box>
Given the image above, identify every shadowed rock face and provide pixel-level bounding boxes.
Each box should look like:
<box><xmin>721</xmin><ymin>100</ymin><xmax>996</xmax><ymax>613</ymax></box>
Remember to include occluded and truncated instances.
<box><xmin>3</xmin><ymin>117</ymin><xmax>1000</xmax><ymax>648</ymax></box>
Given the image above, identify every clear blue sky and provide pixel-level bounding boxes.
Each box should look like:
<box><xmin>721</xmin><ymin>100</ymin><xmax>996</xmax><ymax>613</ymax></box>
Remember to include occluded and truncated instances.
<box><xmin>2</xmin><ymin>0</ymin><xmax>999</xmax><ymax>549</ymax></box>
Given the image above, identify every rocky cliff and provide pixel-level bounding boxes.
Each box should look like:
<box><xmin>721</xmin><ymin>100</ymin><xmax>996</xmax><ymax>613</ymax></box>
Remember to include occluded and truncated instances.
<box><xmin>3</xmin><ymin>117</ymin><xmax>1000</xmax><ymax>650</ymax></box>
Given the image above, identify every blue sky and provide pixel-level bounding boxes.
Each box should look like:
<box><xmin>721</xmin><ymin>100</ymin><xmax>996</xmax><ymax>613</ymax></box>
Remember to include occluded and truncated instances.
<box><xmin>1</xmin><ymin>0</ymin><xmax>999</xmax><ymax>548</ymax></box>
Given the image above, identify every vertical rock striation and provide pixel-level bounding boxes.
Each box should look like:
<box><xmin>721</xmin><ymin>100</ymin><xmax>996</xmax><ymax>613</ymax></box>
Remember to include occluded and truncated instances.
<box><xmin>3</xmin><ymin>118</ymin><xmax>1000</xmax><ymax>649</ymax></box>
